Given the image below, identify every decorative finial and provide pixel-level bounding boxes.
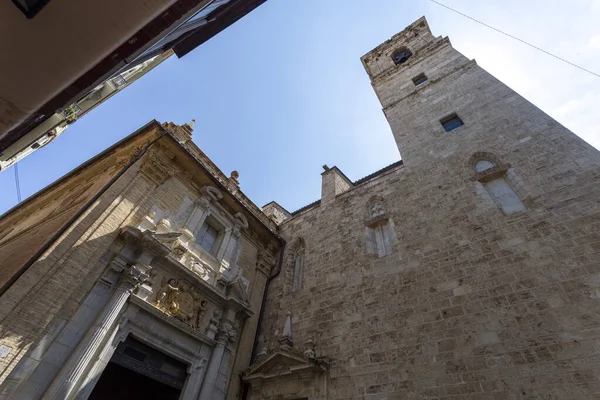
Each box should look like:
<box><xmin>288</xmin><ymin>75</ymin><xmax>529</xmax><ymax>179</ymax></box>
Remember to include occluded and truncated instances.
<box><xmin>278</xmin><ymin>311</ymin><xmax>293</xmax><ymax>349</ymax></box>
<box><xmin>173</xmin><ymin>119</ymin><xmax>194</xmax><ymax>142</ymax></box>
<box><xmin>229</xmin><ymin>170</ymin><xmax>240</xmax><ymax>185</ymax></box>
<box><xmin>322</xmin><ymin>164</ymin><xmax>330</xmax><ymax>172</ymax></box>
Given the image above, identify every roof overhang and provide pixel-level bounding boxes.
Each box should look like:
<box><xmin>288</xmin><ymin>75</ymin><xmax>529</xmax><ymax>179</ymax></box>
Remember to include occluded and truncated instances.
<box><xmin>0</xmin><ymin>0</ymin><xmax>268</xmax><ymax>153</ymax></box>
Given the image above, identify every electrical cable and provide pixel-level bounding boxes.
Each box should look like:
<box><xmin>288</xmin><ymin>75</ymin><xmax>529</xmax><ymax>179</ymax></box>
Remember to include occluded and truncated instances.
<box><xmin>14</xmin><ymin>162</ymin><xmax>22</xmax><ymax>203</ymax></box>
<box><xmin>428</xmin><ymin>0</ymin><xmax>600</xmax><ymax>79</ymax></box>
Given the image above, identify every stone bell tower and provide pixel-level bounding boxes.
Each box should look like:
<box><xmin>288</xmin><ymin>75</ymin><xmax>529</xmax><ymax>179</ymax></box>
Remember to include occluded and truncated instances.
<box><xmin>360</xmin><ymin>16</ymin><xmax>599</xmax><ymax>171</ymax></box>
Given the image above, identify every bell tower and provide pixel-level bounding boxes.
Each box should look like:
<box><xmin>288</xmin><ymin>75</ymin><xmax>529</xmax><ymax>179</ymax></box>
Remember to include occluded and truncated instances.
<box><xmin>361</xmin><ymin>17</ymin><xmax>599</xmax><ymax>171</ymax></box>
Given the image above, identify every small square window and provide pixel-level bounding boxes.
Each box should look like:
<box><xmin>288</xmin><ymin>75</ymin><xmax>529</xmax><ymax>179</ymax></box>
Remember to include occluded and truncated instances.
<box><xmin>440</xmin><ymin>113</ymin><xmax>464</xmax><ymax>132</ymax></box>
<box><xmin>412</xmin><ymin>73</ymin><xmax>428</xmax><ymax>86</ymax></box>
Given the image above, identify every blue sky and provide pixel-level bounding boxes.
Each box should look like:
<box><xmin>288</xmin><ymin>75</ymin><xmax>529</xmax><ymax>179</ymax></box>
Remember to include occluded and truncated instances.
<box><xmin>1</xmin><ymin>0</ymin><xmax>599</xmax><ymax>215</ymax></box>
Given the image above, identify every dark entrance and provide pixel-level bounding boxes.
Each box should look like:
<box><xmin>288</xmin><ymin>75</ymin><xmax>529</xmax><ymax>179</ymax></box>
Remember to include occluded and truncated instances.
<box><xmin>89</xmin><ymin>336</ymin><xmax>188</xmax><ymax>400</ymax></box>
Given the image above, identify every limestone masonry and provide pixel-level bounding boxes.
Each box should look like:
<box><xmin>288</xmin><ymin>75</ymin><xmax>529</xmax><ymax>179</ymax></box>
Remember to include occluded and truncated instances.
<box><xmin>1</xmin><ymin>16</ymin><xmax>600</xmax><ymax>400</ymax></box>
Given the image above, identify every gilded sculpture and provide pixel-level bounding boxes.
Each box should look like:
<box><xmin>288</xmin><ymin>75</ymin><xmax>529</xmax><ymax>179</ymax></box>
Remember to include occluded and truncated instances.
<box><xmin>153</xmin><ymin>276</ymin><xmax>209</xmax><ymax>331</ymax></box>
<box><xmin>155</xmin><ymin>278</ymin><xmax>180</xmax><ymax>315</ymax></box>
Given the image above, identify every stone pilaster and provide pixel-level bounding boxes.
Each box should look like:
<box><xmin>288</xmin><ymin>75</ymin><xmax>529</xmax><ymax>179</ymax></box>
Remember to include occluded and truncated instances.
<box><xmin>42</xmin><ymin>259</ymin><xmax>148</xmax><ymax>400</ymax></box>
<box><xmin>198</xmin><ymin>321</ymin><xmax>237</xmax><ymax>400</ymax></box>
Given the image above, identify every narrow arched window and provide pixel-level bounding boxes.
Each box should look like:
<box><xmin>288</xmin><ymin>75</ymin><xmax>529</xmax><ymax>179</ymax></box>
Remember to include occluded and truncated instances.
<box><xmin>472</xmin><ymin>158</ymin><xmax>526</xmax><ymax>215</ymax></box>
<box><xmin>365</xmin><ymin>196</ymin><xmax>395</xmax><ymax>257</ymax></box>
<box><xmin>292</xmin><ymin>249</ymin><xmax>304</xmax><ymax>292</ymax></box>
<box><xmin>288</xmin><ymin>238</ymin><xmax>306</xmax><ymax>293</ymax></box>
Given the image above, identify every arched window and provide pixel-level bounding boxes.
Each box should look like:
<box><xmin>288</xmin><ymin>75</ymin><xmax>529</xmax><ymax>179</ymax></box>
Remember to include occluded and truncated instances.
<box><xmin>288</xmin><ymin>238</ymin><xmax>305</xmax><ymax>293</ymax></box>
<box><xmin>470</xmin><ymin>155</ymin><xmax>526</xmax><ymax>215</ymax></box>
<box><xmin>392</xmin><ymin>47</ymin><xmax>412</xmax><ymax>65</ymax></box>
<box><xmin>365</xmin><ymin>196</ymin><xmax>395</xmax><ymax>257</ymax></box>
<box><xmin>292</xmin><ymin>248</ymin><xmax>304</xmax><ymax>292</ymax></box>
<box><xmin>475</xmin><ymin>160</ymin><xmax>494</xmax><ymax>172</ymax></box>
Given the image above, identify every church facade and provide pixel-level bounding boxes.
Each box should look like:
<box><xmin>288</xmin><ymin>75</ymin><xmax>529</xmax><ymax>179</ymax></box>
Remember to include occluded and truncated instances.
<box><xmin>1</xmin><ymin>17</ymin><xmax>600</xmax><ymax>400</ymax></box>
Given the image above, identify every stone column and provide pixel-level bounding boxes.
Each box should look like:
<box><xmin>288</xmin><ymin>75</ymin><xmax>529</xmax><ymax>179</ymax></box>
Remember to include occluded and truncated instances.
<box><xmin>218</xmin><ymin>227</ymin><xmax>242</xmax><ymax>281</ymax></box>
<box><xmin>73</xmin><ymin>325</ymin><xmax>125</xmax><ymax>400</ymax></box>
<box><xmin>197</xmin><ymin>323</ymin><xmax>235</xmax><ymax>400</ymax></box>
<box><xmin>42</xmin><ymin>261</ymin><xmax>148</xmax><ymax>400</ymax></box>
<box><xmin>216</xmin><ymin>228</ymin><xmax>233</xmax><ymax>260</ymax></box>
<box><xmin>179</xmin><ymin>359</ymin><xmax>207</xmax><ymax>400</ymax></box>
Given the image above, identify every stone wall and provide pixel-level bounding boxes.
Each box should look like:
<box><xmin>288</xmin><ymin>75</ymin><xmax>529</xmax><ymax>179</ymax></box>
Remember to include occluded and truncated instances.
<box><xmin>0</xmin><ymin>127</ymin><xmax>160</xmax><ymax>390</ymax></box>
<box><xmin>258</xmin><ymin>17</ymin><xmax>600</xmax><ymax>400</ymax></box>
<box><xmin>0</xmin><ymin>121</ymin><xmax>280</xmax><ymax>399</ymax></box>
<box><xmin>0</xmin><ymin>151</ymin><xmax>123</xmax><ymax>290</ymax></box>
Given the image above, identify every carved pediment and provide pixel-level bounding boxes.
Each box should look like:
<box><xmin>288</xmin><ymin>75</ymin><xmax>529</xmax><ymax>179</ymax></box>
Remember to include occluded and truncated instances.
<box><xmin>243</xmin><ymin>349</ymin><xmax>327</xmax><ymax>382</ymax></box>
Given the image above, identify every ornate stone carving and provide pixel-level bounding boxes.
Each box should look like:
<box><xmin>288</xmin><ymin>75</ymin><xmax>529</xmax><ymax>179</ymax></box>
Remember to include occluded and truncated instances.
<box><xmin>304</xmin><ymin>337</ymin><xmax>316</xmax><ymax>359</ymax></box>
<box><xmin>156</xmin><ymin>218</ymin><xmax>172</xmax><ymax>234</ymax></box>
<box><xmin>192</xmin><ymin>292</ymin><xmax>208</xmax><ymax>330</ymax></box>
<box><xmin>234</xmin><ymin>212</ymin><xmax>249</xmax><ymax>230</ymax></box>
<box><xmin>216</xmin><ymin>323</ymin><xmax>238</xmax><ymax>345</ymax></box>
<box><xmin>140</xmin><ymin>147</ymin><xmax>179</xmax><ymax>185</ymax></box>
<box><xmin>119</xmin><ymin>264</ymin><xmax>150</xmax><ymax>291</ymax></box>
<box><xmin>153</xmin><ymin>277</ymin><xmax>209</xmax><ymax>331</ymax></box>
<box><xmin>171</xmin><ymin>246</ymin><xmax>186</xmax><ymax>259</ymax></box>
<box><xmin>189</xmin><ymin>259</ymin><xmax>210</xmax><ymax>280</ymax></box>
<box><xmin>116</xmin><ymin>145</ymin><xmax>144</xmax><ymax>168</ymax></box>
<box><xmin>365</xmin><ymin>195</ymin><xmax>388</xmax><ymax>224</ymax></box>
<box><xmin>175</xmin><ymin>283</ymin><xmax>195</xmax><ymax>324</ymax></box>
<box><xmin>155</xmin><ymin>278</ymin><xmax>180</xmax><ymax>315</ymax></box>
<box><xmin>198</xmin><ymin>195</ymin><xmax>211</xmax><ymax>209</ymax></box>
<box><xmin>201</xmin><ymin>186</ymin><xmax>223</xmax><ymax>201</ymax></box>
